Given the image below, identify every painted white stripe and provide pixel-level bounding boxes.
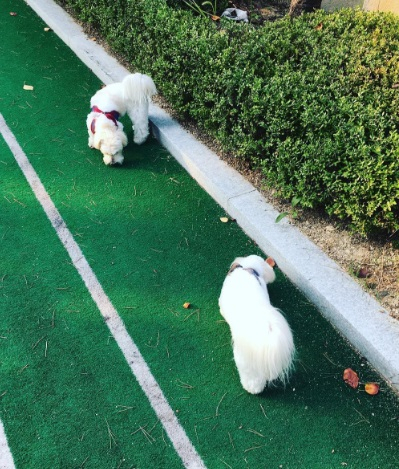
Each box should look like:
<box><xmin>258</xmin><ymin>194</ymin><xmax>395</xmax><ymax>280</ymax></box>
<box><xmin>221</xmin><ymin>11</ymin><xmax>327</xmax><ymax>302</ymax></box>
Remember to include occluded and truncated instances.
<box><xmin>0</xmin><ymin>419</ymin><xmax>15</xmax><ymax>469</ymax></box>
<box><xmin>0</xmin><ymin>114</ymin><xmax>206</xmax><ymax>469</ymax></box>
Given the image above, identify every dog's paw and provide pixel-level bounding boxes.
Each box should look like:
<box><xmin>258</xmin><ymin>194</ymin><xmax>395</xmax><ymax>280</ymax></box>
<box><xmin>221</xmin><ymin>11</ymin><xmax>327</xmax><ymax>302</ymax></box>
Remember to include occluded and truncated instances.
<box><xmin>241</xmin><ymin>378</ymin><xmax>266</xmax><ymax>395</ymax></box>
<box><xmin>103</xmin><ymin>154</ymin><xmax>114</xmax><ymax>165</ymax></box>
<box><xmin>133</xmin><ymin>128</ymin><xmax>149</xmax><ymax>145</ymax></box>
<box><xmin>113</xmin><ymin>154</ymin><xmax>124</xmax><ymax>165</ymax></box>
<box><xmin>102</xmin><ymin>154</ymin><xmax>124</xmax><ymax>166</ymax></box>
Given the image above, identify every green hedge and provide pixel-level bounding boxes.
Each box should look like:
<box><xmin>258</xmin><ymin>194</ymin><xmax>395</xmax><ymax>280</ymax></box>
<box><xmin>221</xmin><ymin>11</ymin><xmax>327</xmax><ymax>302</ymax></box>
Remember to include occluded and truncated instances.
<box><xmin>59</xmin><ymin>0</ymin><xmax>399</xmax><ymax>236</ymax></box>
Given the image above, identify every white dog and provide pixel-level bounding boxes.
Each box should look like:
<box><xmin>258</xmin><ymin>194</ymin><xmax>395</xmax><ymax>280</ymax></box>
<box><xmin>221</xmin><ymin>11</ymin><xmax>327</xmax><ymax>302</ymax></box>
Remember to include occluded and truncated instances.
<box><xmin>219</xmin><ymin>255</ymin><xmax>295</xmax><ymax>394</ymax></box>
<box><xmin>86</xmin><ymin>73</ymin><xmax>157</xmax><ymax>165</ymax></box>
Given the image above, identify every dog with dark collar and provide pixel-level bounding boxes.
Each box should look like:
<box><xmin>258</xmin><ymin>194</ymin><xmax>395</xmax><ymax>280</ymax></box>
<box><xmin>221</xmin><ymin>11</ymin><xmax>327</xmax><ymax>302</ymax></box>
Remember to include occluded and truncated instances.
<box><xmin>219</xmin><ymin>255</ymin><xmax>295</xmax><ymax>394</ymax></box>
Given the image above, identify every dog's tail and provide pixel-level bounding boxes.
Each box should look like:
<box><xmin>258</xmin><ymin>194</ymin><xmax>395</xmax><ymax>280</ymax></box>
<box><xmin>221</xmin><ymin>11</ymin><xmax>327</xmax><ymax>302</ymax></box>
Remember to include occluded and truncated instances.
<box><xmin>122</xmin><ymin>73</ymin><xmax>157</xmax><ymax>103</ymax></box>
<box><xmin>233</xmin><ymin>307</ymin><xmax>295</xmax><ymax>390</ymax></box>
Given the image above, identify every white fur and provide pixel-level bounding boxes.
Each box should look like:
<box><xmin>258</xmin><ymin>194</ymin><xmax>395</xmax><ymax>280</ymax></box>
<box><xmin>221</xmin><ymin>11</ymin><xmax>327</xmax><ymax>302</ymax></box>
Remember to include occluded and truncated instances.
<box><xmin>86</xmin><ymin>113</ymin><xmax>128</xmax><ymax>165</ymax></box>
<box><xmin>86</xmin><ymin>73</ymin><xmax>157</xmax><ymax>165</ymax></box>
<box><xmin>219</xmin><ymin>255</ymin><xmax>295</xmax><ymax>394</ymax></box>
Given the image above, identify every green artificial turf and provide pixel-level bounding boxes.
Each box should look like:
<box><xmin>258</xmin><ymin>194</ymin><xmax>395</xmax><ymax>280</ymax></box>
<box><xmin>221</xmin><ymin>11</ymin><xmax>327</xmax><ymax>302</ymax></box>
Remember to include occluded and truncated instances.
<box><xmin>1</xmin><ymin>1</ymin><xmax>399</xmax><ymax>468</ymax></box>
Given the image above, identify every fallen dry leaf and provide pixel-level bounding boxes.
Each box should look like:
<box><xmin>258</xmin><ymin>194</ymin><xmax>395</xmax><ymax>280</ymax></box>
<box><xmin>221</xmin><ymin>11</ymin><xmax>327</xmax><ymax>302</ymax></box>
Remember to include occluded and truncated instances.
<box><xmin>357</xmin><ymin>266</ymin><xmax>371</xmax><ymax>279</ymax></box>
<box><xmin>183</xmin><ymin>302</ymin><xmax>191</xmax><ymax>309</ymax></box>
<box><xmin>23</xmin><ymin>84</ymin><xmax>34</xmax><ymax>91</ymax></box>
<box><xmin>343</xmin><ymin>368</ymin><xmax>359</xmax><ymax>388</ymax></box>
<box><xmin>365</xmin><ymin>382</ymin><xmax>380</xmax><ymax>395</ymax></box>
<box><xmin>220</xmin><ymin>217</ymin><xmax>229</xmax><ymax>223</ymax></box>
<box><xmin>315</xmin><ymin>22</ymin><xmax>323</xmax><ymax>30</ymax></box>
<box><xmin>266</xmin><ymin>257</ymin><xmax>276</xmax><ymax>268</ymax></box>
<box><xmin>10</xmin><ymin>12</ymin><xmax>18</xmax><ymax>16</ymax></box>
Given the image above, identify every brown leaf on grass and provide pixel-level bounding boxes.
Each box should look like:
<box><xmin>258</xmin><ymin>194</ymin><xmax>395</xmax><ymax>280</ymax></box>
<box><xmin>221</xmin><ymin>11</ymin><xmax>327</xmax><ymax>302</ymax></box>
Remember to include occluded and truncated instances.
<box><xmin>343</xmin><ymin>368</ymin><xmax>359</xmax><ymax>388</ymax></box>
<box><xmin>183</xmin><ymin>302</ymin><xmax>191</xmax><ymax>309</ymax></box>
<box><xmin>315</xmin><ymin>22</ymin><xmax>323</xmax><ymax>30</ymax></box>
<box><xmin>365</xmin><ymin>382</ymin><xmax>380</xmax><ymax>395</ymax></box>
<box><xmin>266</xmin><ymin>257</ymin><xmax>276</xmax><ymax>268</ymax></box>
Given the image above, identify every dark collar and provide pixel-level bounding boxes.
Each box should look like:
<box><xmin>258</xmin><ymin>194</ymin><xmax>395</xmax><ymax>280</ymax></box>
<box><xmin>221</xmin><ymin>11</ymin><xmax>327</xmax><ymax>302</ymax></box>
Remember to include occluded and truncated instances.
<box><xmin>228</xmin><ymin>263</ymin><xmax>261</xmax><ymax>283</ymax></box>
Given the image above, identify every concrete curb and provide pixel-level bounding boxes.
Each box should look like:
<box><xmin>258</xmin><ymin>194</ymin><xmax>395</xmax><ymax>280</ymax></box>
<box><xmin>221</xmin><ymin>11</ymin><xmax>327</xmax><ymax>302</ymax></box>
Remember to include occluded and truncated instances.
<box><xmin>26</xmin><ymin>0</ymin><xmax>399</xmax><ymax>392</ymax></box>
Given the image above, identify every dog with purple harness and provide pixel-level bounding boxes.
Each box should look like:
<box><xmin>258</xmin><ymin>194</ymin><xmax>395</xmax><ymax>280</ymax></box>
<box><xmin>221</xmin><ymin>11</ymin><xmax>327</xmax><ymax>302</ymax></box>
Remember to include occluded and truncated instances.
<box><xmin>86</xmin><ymin>73</ymin><xmax>157</xmax><ymax>165</ymax></box>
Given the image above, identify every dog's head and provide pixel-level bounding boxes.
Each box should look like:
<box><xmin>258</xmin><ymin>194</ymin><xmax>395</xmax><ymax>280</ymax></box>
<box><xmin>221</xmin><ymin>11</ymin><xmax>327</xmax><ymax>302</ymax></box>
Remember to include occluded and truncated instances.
<box><xmin>99</xmin><ymin>138</ymin><xmax>125</xmax><ymax>165</ymax></box>
<box><xmin>93</xmin><ymin>117</ymin><xmax>128</xmax><ymax>165</ymax></box>
<box><xmin>230</xmin><ymin>254</ymin><xmax>276</xmax><ymax>285</ymax></box>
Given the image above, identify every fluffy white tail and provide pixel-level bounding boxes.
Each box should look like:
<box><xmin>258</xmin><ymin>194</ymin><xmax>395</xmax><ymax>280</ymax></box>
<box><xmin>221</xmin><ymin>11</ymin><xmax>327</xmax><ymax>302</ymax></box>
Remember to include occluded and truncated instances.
<box><xmin>232</xmin><ymin>308</ymin><xmax>295</xmax><ymax>394</ymax></box>
<box><xmin>122</xmin><ymin>73</ymin><xmax>157</xmax><ymax>103</ymax></box>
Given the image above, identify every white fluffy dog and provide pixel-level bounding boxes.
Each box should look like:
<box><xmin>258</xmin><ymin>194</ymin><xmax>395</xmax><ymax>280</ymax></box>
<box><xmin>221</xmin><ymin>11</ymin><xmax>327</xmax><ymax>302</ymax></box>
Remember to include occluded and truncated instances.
<box><xmin>219</xmin><ymin>255</ymin><xmax>295</xmax><ymax>394</ymax></box>
<box><xmin>86</xmin><ymin>73</ymin><xmax>157</xmax><ymax>165</ymax></box>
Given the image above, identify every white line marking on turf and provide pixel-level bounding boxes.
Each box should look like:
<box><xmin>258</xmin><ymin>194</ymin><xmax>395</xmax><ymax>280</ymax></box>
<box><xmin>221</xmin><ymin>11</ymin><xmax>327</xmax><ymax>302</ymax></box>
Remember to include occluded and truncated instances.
<box><xmin>0</xmin><ymin>419</ymin><xmax>16</xmax><ymax>469</ymax></box>
<box><xmin>0</xmin><ymin>114</ymin><xmax>206</xmax><ymax>469</ymax></box>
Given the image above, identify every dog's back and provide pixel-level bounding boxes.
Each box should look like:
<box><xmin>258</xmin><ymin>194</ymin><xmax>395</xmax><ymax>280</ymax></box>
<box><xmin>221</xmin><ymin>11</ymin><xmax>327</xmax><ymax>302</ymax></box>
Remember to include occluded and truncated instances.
<box><xmin>90</xmin><ymin>84</ymin><xmax>127</xmax><ymax>115</ymax></box>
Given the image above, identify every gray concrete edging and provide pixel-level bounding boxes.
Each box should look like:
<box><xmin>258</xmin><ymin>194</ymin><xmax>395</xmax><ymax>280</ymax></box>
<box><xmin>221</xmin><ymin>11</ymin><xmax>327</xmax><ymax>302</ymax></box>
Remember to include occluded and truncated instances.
<box><xmin>26</xmin><ymin>0</ymin><xmax>399</xmax><ymax>392</ymax></box>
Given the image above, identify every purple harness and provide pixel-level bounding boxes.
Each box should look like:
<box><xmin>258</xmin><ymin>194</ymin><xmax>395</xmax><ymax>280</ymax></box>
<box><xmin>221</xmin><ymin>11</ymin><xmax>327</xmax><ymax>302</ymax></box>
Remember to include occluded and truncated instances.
<box><xmin>90</xmin><ymin>106</ymin><xmax>120</xmax><ymax>134</ymax></box>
